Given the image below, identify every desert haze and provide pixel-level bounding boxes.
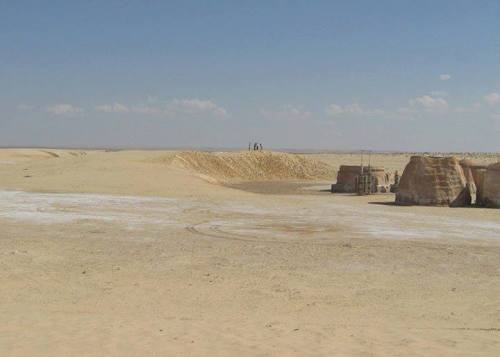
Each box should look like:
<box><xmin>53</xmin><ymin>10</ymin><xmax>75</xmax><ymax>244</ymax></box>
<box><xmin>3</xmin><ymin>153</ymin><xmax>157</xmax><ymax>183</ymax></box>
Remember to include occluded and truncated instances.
<box><xmin>1</xmin><ymin>149</ymin><xmax>500</xmax><ymax>356</ymax></box>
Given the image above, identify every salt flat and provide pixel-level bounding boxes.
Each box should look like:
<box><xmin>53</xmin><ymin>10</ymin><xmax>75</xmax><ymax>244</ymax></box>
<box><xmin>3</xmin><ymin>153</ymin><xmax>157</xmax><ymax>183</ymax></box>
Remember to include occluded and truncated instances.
<box><xmin>2</xmin><ymin>189</ymin><xmax>500</xmax><ymax>242</ymax></box>
<box><xmin>1</xmin><ymin>149</ymin><xmax>500</xmax><ymax>356</ymax></box>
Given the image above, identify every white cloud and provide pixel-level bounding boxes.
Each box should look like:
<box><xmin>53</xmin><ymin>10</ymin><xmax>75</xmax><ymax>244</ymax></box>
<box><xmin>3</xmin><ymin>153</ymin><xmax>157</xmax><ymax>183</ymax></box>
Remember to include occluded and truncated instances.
<box><xmin>409</xmin><ymin>95</ymin><xmax>448</xmax><ymax>110</ymax></box>
<box><xmin>260</xmin><ymin>106</ymin><xmax>312</xmax><ymax>121</ymax></box>
<box><xmin>131</xmin><ymin>106</ymin><xmax>162</xmax><ymax>116</ymax></box>
<box><xmin>93</xmin><ymin>98</ymin><xmax>227</xmax><ymax>119</ymax></box>
<box><xmin>46</xmin><ymin>104</ymin><xmax>83</xmax><ymax>117</ymax></box>
<box><xmin>484</xmin><ymin>92</ymin><xmax>500</xmax><ymax>106</ymax></box>
<box><xmin>170</xmin><ymin>99</ymin><xmax>227</xmax><ymax>118</ymax></box>
<box><xmin>95</xmin><ymin>102</ymin><xmax>130</xmax><ymax>113</ymax></box>
<box><xmin>343</xmin><ymin>103</ymin><xmax>364</xmax><ymax>115</ymax></box>
<box><xmin>326</xmin><ymin>103</ymin><xmax>384</xmax><ymax>117</ymax></box>
<box><xmin>439</xmin><ymin>74</ymin><xmax>451</xmax><ymax>81</ymax></box>
<box><xmin>325</xmin><ymin>104</ymin><xmax>343</xmax><ymax>116</ymax></box>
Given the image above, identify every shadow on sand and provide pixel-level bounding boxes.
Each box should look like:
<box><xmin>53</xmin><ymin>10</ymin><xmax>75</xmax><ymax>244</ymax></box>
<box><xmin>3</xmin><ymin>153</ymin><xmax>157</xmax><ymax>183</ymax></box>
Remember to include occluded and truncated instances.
<box><xmin>368</xmin><ymin>201</ymin><xmax>398</xmax><ymax>206</ymax></box>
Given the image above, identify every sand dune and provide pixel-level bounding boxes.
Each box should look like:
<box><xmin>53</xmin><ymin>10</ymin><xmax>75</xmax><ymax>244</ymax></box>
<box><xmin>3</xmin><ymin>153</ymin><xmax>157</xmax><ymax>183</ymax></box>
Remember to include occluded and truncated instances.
<box><xmin>165</xmin><ymin>150</ymin><xmax>334</xmax><ymax>182</ymax></box>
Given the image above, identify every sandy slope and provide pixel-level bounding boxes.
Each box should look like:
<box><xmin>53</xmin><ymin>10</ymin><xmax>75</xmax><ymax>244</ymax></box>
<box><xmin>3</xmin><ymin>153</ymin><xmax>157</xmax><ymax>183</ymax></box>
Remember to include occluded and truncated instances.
<box><xmin>1</xmin><ymin>149</ymin><xmax>500</xmax><ymax>356</ymax></box>
<box><xmin>170</xmin><ymin>151</ymin><xmax>334</xmax><ymax>182</ymax></box>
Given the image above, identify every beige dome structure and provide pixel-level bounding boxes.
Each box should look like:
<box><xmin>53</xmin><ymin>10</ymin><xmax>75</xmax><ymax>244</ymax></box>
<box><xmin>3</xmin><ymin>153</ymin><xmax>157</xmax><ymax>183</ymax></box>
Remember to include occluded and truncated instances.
<box><xmin>332</xmin><ymin>165</ymin><xmax>362</xmax><ymax>193</ymax></box>
<box><xmin>482</xmin><ymin>162</ymin><xmax>500</xmax><ymax>208</ymax></box>
<box><xmin>396</xmin><ymin>156</ymin><xmax>471</xmax><ymax>207</ymax></box>
<box><xmin>332</xmin><ymin>165</ymin><xmax>390</xmax><ymax>193</ymax></box>
<box><xmin>357</xmin><ymin>167</ymin><xmax>391</xmax><ymax>194</ymax></box>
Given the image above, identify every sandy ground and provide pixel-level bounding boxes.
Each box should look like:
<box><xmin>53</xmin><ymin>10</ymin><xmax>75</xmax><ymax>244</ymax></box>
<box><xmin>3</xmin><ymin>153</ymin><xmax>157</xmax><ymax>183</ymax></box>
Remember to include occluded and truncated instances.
<box><xmin>1</xmin><ymin>149</ymin><xmax>500</xmax><ymax>356</ymax></box>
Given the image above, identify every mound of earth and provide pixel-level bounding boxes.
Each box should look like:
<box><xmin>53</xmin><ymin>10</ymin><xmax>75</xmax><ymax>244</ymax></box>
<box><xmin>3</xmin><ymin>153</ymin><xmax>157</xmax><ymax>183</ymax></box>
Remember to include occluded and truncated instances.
<box><xmin>169</xmin><ymin>151</ymin><xmax>334</xmax><ymax>182</ymax></box>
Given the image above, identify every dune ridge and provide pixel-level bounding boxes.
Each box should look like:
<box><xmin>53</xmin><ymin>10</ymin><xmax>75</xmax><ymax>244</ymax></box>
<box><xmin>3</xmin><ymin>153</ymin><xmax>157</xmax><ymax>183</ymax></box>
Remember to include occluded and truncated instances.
<box><xmin>167</xmin><ymin>151</ymin><xmax>335</xmax><ymax>182</ymax></box>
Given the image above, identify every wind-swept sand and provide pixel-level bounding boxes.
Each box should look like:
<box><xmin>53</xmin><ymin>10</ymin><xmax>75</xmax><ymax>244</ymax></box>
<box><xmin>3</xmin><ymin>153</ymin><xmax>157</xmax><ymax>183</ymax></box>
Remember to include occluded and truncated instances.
<box><xmin>1</xmin><ymin>149</ymin><xmax>500</xmax><ymax>356</ymax></box>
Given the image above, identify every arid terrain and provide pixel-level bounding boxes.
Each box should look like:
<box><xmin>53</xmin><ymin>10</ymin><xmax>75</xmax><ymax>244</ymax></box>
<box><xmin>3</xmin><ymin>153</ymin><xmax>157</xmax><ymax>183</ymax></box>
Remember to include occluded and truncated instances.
<box><xmin>2</xmin><ymin>149</ymin><xmax>500</xmax><ymax>356</ymax></box>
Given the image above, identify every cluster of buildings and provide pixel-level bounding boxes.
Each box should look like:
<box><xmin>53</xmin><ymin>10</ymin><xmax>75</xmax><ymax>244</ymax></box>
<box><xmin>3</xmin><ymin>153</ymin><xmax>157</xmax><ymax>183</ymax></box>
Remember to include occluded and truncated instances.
<box><xmin>331</xmin><ymin>156</ymin><xmax>500</xmax><ymax>208</ymax></box>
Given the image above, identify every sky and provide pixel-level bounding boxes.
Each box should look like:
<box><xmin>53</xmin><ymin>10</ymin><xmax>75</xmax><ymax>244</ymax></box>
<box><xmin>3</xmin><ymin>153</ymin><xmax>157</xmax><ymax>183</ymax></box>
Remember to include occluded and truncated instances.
<box><xmin>1</xmin><ymin>0</ymin><xmax>500</xmax><ymax>151</ymax></box>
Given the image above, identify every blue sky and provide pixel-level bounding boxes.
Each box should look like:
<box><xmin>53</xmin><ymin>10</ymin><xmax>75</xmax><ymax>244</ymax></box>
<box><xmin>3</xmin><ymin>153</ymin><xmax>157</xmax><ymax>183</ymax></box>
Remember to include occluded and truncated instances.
<box><xmin>1</xmin><ymin>1</ymin><xmax>500</xmax><ymax>151</ymax></box>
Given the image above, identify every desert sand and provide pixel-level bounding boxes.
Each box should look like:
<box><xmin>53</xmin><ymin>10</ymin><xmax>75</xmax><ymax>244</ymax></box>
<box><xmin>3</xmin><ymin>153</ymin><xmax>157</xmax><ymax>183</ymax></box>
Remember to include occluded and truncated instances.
<box><xmin>1</xmin><ymin>149</ymin><xmax>500</xmax><ymax>356</ymax></box>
